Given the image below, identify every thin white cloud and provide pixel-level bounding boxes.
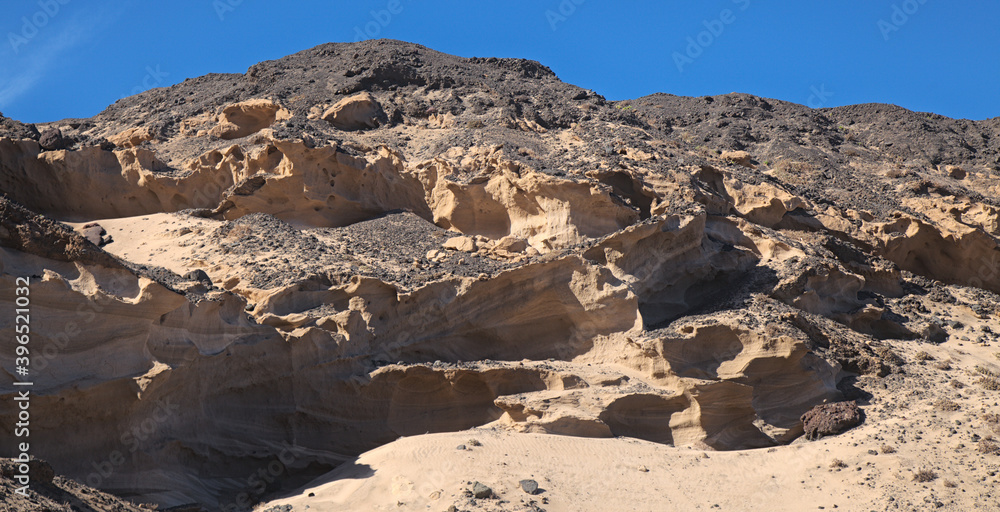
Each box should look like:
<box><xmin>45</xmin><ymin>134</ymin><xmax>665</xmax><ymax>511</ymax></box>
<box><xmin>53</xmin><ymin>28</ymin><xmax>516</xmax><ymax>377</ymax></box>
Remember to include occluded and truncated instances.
<box><xmin>0</xmin><ymin>4</ymin><xmax>124</xmax><ymax>113</ymax></box>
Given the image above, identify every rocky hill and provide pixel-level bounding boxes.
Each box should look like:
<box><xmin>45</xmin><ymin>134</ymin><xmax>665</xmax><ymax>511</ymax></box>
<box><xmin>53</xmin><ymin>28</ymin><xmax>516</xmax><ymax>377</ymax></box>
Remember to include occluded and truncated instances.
<box><xmin>1</xmin><ymin>39</ymin><xmax>999</xmax><ymax>511</ymax></box>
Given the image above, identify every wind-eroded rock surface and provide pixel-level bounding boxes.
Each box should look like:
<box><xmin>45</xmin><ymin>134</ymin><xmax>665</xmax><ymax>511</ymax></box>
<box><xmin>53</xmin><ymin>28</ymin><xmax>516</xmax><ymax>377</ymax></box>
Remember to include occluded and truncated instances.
<box><xmin>2</xmin><ymin>40</ymin><xmax>1000</xmax><ymax>510</ymax></box>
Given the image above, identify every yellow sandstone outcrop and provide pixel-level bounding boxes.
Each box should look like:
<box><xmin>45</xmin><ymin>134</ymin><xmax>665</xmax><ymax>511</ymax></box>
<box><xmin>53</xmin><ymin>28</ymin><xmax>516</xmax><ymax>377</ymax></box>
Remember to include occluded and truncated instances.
<box><xmin>209</xmin><ymin>99</ymin><xmax>291</xmax><ymax>140</ymax></box>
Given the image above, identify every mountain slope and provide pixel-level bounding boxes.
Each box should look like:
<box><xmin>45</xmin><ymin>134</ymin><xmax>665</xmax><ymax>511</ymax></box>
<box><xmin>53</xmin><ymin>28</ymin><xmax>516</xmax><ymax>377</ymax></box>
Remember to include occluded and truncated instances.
<box><xmin>1</xmin><ymin>39</ymin><xmax>999</xmax><ymax>510</ymax></box>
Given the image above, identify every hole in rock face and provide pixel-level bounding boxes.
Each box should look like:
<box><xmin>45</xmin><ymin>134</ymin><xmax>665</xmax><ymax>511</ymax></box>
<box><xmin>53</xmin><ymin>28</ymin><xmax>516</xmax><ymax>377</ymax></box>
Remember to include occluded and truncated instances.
<box><xmin>656</xmin><ymin>325</ymin><xmax>745</xmax><ymax>380</ymax></box>
<box><xmin>639</xmin><ymin>267</ymin><xmax>763</xmax><ymax>329</ymax></box>
<box><xmin>379</xmin><ymin>368</ymin><xmax>552</xmax><ymax>437</ymax></box>
<box><xmin>386</xmin><ymin>371</ymin><xmax>501</xmax><ymax>436</ymax></box>
<box><xmin>214</xmin><ymin>100</ymin><xmax>289</xmax><ymax>140</ymax></box>
<box><xmin>223</xmin><ymin>112</ymin><xmax>272</xmax><ymax>138</ymax></box>
<box><xmin>598</xmin><ymin>394</ymin><xmax>689</xmax><ymax>445</ymax></box>
<box><xmin>594</xmin><ymin>171</ymin><xmax>654</xmax><ymax>220</ymax></box>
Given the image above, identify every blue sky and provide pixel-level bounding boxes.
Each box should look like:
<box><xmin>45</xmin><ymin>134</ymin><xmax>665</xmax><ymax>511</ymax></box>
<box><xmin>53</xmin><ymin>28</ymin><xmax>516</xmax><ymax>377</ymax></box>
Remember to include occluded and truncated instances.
<box><xmin>2</xmin><ymin>1</ymin><xmax>997</xmax><ymax>123</ymax></box>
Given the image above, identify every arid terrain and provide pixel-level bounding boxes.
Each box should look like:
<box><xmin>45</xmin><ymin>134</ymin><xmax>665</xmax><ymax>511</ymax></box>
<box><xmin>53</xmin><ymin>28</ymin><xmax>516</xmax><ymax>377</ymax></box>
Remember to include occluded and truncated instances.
<box><xmin>1</xmin><ymin>39</ymin><xmax>1000</xmax><ymax>511</ymax></box>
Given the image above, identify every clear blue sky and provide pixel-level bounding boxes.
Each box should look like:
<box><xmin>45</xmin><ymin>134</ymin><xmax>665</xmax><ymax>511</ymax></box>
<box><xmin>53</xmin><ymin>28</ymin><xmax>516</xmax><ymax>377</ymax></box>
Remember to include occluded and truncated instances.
<box><xmin>2</xmin><ymin>1</ymin><xmax>997</xmax><ymax>123</ymax></box>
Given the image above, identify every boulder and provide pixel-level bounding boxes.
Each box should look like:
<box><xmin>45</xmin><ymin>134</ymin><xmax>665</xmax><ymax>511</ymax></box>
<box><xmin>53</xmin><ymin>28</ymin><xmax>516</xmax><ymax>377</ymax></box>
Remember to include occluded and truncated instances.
<box><xmin>945</xmin><ymin>165</ymin><xmax>966</xmax><ymax>180</ymax></box>
<box><xmin>108</xmin><ymin>126</ymin><xmax>156</xmax><ymax>148</ymax></box>
<box><xmin>519</xmin><ymin>479</ymin><xmax>539</xmax><ymax>495</ymax></box>
<box><xmin>322</xmin><ymin>92</ymin><xmax>385</xmax><ymax>131</ymax></box>
<box><xmin>496</xmin><ymin>235</ymin><xmax>528</xmax><ymax>253</ymax></box>
<box><xmin>800</xmin><ymin>401</ymin><xmax>862</xmax><ymax>440</ymax></box>
<box><xmin>721</xmin><ymin>150</ymin><xmax>753</xmax><ymax>167</ymax></box>
<box><xmin>443</xmin><ymin>235</ymin><xmax>476</xmax><ymax>252</ymax></box>
<box><xmin>209</xmin><ymin>99</ymin><xmax>291</xmax><ymax>140</ymax></box>
<box><xmin>922</xmin><ymin>321</ymin><xmax>948</xmax><ymax>343</ymax></box>
<box><xmin>183</xmin><ymin>269</ymin><xmax>213</xmax><ymax>287</ymax></box>
<box><xmin>39</xmin><ymin>128</ymin><xmax>71</xmax><ymax>150</ymax></box>
<box><xmin>79</xmin><ymin>223</ymin><xmax>105</xmax><ymax>245</ymax></box>
<box><xmin>78</xmin><ymin>223</ymin><xmax>113</xmax><ymax>246</ymax></box>
<box><xmin>471</xmin><ymin>481</ymin><xmax>493</xmax><ymax>499</ymax></box>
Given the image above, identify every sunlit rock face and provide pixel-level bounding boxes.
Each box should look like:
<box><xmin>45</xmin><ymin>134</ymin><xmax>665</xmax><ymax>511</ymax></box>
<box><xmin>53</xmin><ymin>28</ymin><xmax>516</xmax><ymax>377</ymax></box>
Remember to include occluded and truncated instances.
<box><xmin>3</xmin><ymin>39</ymin><xmax>1000</xmax><ymax>509</ymax></box>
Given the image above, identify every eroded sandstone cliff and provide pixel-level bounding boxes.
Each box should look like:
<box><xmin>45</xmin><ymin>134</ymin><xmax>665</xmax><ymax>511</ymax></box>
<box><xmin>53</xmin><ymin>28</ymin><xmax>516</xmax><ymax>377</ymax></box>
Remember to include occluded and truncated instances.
<box><xmin>2</xmin><ymin>40</ymin><xmax>1000</xmax><ymax>510</ymax></box>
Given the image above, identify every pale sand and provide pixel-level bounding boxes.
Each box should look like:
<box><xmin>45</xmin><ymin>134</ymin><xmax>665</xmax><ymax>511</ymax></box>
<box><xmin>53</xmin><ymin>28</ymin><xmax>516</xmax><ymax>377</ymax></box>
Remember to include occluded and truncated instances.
<box><xmin>262</xmin><ymin>335</ymin><xmax>1000</xmax><ymax>511</ymax></box>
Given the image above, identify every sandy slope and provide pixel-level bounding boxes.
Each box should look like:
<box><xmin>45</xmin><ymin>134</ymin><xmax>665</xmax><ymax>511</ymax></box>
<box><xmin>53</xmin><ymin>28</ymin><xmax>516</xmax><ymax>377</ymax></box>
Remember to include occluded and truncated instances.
<box><xmin>63</xmin><ymin>212</ymin><xmax>1000</xmax><ymax>512</ymax></box>
<box><xmin>65</xmin><ymin>213</ymin><xmax>215</xmax><ymax>277</ymax></box>
<box><xmin>260</xmin><ymin>334</ymin><xmax>1000</xmax><ymax>512</ymax></box>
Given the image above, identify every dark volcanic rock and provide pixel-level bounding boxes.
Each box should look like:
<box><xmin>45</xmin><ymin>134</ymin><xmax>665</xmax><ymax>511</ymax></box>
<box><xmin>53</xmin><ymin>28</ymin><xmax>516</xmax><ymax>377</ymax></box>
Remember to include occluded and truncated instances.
<box><xmin>0</xmin><ymin>114</ymin><xmax>39</xmax><ymax>140</ymax></box>
<box><xmin>0</xmin><ymin>457</ymin><xmax>151</xmax><ymax>511</ymax></box>
<box><xmin>80</xmin><ymin>222</ymin><xmax>108</xmax><ymax>246</ymax></box>
<box><xmin>801</xmin><ymin>401</ymin><xmax>863</xmax><ymax>440</ymax></box>
<box><xmin>0</xmin><ymin>196</ymin><xmax>120</xmax><ymax>268</ymax></box>
<box><xmin>184</xmin><ymin>269</ymin><xmax>213</xmax><ymax>287</ymax></box>
<box><xmin>38</xmin><ymin>127</ymin><xmax>72</xmax><ymax>150</ymax></box>
<box><xmin>0</xmin><ymin>458</ymin><xmax>55</xmax><ymax>483</ymax></box>
<box><xmin>471</xmin><ymin>481</ymin><xmax>493</xmax><ymax>499</ymax></box>
<box><xmin>520</xmin><ymin>479</ymin><xmax>540</xmax><ymax>495</ymax></box>
<box><xmin>922</xmin><ymin>321</ymin><xmax>948</xmax><ymax>343</ymax></box>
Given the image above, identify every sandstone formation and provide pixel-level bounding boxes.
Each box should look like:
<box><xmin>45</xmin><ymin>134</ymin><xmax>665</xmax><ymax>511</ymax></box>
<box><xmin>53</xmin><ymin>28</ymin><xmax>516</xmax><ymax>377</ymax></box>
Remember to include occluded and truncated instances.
<box><xmin>209</xmin><ymin>99</ymin><xmax>292</xmax><ymax>140</ymax></box>
<box><xmin>1</xmin><ymin>40</ymin><xmax>1000</xmax><ymax>510</ymax></box>
<box><xmin>320</xmin><ymin>92</ymin><xmax>386</xmax><ymax>131</ymax></box>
